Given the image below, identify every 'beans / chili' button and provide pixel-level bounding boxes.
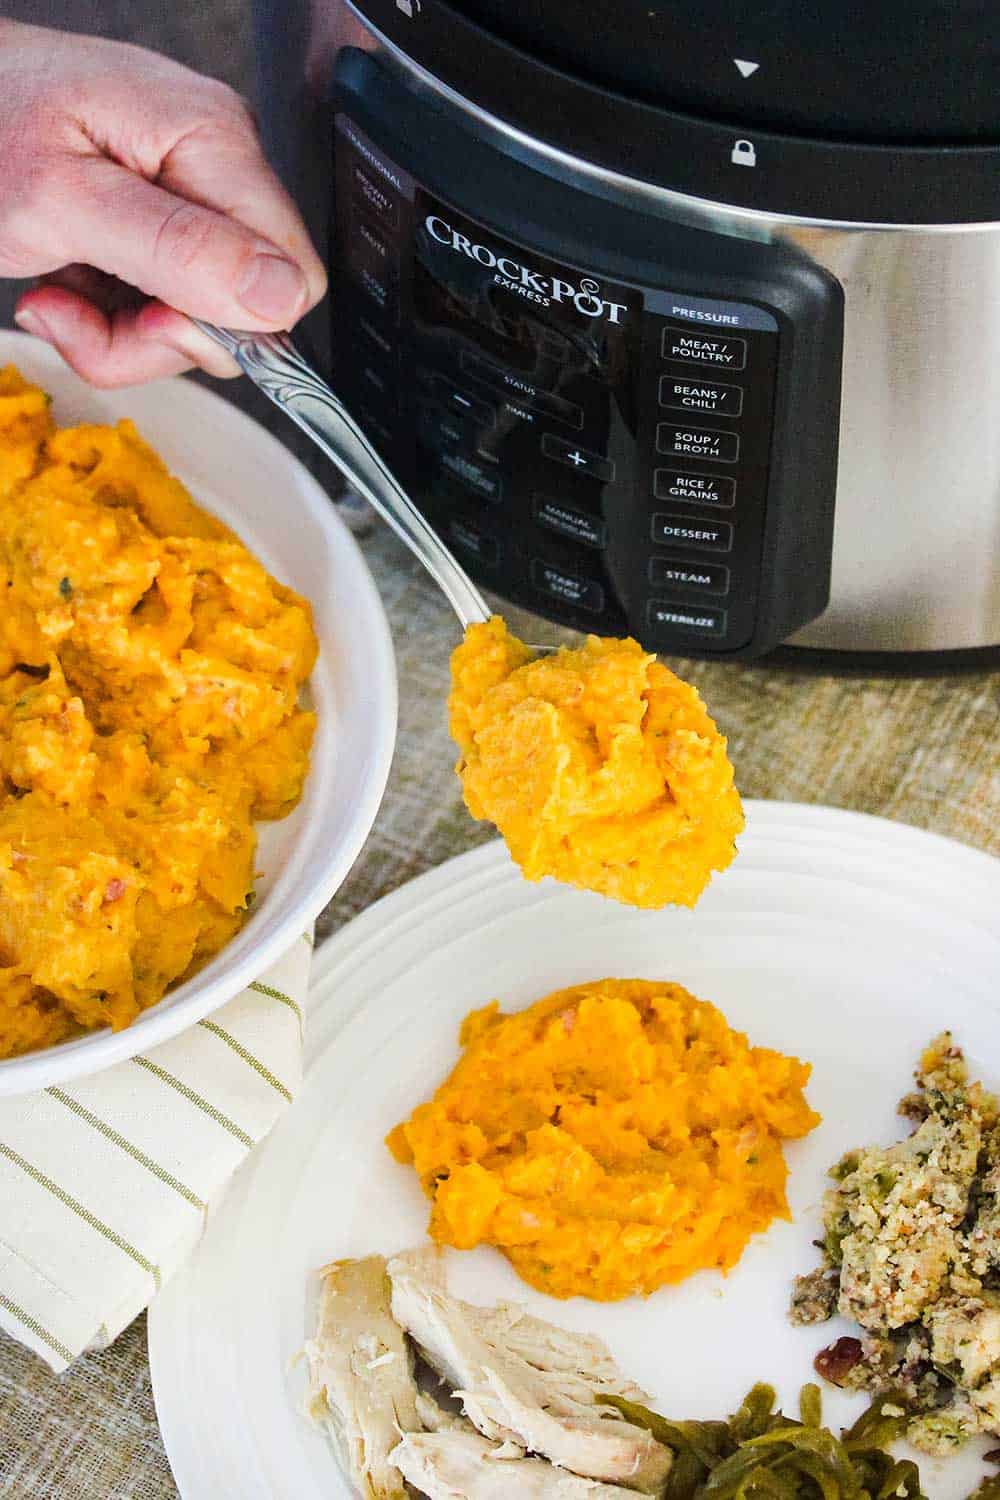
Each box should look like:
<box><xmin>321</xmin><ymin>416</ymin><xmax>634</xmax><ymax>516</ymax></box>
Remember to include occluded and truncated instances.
<box><xmin>647</xmin><ymin>599</ymin><xmax>728</xmax><ymax>636</ymax></box>
<box><xmin>659</xmin><ymin>377</ymin><xmax>744</xmax><ymax>417</ymax></box>
<box><xmin>651</xmin><ymin>515</ymin><xmax>733</xmax><ymax>552</ymax></box>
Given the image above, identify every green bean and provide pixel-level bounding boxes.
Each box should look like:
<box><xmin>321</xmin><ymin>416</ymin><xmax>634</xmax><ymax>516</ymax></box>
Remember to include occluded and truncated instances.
<box><xmin>597</xmin><ymin>1384</ymin><xmax>944</xmax><ymax>1500</ymax></box>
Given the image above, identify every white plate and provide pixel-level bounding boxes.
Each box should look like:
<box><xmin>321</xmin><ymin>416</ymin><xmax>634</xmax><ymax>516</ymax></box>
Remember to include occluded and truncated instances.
<box><xmin>149</xmin><ymin>803</ymin><xmax>1000</xmax><ymax>1500</ymax></box>
<box><xmin>0</xmin><ymin>332</ymin><xmax>397</xmax><ymax>1094</ymax></box>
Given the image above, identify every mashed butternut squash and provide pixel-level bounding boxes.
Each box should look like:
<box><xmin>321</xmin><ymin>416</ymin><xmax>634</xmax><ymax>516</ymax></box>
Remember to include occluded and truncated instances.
<box><xmin>388</xmin><ymin>978</ymin><xmax>820</xmax><ymax>1301</ymax></box>
<box><xmin>449</xmin><ymin>618</ymin><xmax>744</xmax><ymax>909</ymax></box>
<box><xmin>0</xmin><ymin>367</ymin><xmax>317</xmax><ymax>1059</ymax></box>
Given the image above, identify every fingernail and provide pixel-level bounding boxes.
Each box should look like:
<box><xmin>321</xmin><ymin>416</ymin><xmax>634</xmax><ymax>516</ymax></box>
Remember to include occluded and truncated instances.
<box><xmin>14</xmin><ymin>308</ymin><xmax>50</xmax><ymax>341</ymax></box>
<box><xmin>236</xmin><ymin>255</ymin><xmax>306</xmax><ymax>323</ymax></box>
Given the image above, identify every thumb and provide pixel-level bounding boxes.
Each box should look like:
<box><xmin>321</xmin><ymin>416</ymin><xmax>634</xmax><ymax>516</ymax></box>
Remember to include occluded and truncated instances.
<box><xmin>59</xmin><ymin>154</ymin><xmax>310</xmax><ymax>329</ymax></box>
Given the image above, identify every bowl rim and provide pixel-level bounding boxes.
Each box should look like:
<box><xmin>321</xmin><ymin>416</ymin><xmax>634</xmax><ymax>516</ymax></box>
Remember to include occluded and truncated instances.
<box><xmin>0</xmin><ymin>336</ymin><xmax>398</xmax><ymax>1096</ymax></box>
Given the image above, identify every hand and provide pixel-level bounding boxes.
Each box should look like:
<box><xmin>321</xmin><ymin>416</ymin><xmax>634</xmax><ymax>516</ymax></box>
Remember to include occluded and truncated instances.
<box><xmin>0</xmin><ymin>21</ymin><xmax>327</xmax><ymax>386</ymax></box>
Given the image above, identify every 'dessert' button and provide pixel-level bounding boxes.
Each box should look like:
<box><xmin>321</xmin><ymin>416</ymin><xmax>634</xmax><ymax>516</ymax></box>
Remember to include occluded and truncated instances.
<box><xmin>530</xmin><ymin>559</ymin><xmax>604</xmax><ymax>613</ymax></box>
<box><xmin>657</xmin><ymin>425</ymin><xmax>740</xmax><ymax>463</ymax></box>
<box><xmin>661</xmin><ymin>325</ymin><xmax>747</xmax><ymax>370</ymax></box>
<box><xmin>647</xmin><ymin>599</ymin><xmax>728</xmax><ymax>636</ymax></box>
<box><xmin>651</xmin><ymin>515</ymin><xmax>733</xmax><ymax>552</ymax></box>
<box><xmin>654</xmin><ymin>469</ymin><xmax>736</xmax><ymax>507</ymax></box>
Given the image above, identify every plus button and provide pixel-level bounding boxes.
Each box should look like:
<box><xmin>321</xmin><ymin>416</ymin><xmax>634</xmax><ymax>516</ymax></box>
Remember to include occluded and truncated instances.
<box><xmin>541</xmin><ymin>432</ymin><xmax>616</xmax><ymax>483</ymax></box>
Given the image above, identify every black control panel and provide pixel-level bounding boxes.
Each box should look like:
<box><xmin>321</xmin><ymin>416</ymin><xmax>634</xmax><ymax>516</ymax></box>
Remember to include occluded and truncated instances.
<box><xmin>330</xmin><ymin>50</ymin><xmax>843</xmax><ymax>660</ymax></box>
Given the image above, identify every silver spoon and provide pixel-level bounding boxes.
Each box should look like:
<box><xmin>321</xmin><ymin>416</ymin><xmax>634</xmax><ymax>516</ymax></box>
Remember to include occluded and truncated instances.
<box><xmin>193</xmin><ymin>322</ymin><xmax>527</xmax><ymax>641</ymax></box>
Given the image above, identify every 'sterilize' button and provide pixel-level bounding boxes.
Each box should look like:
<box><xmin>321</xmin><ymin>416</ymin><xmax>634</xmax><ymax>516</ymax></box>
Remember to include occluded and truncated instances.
<box><xmin>659</xmin><ymin>377</ymin><xmax>744</xmax><ymax>417</ymax></box>
<box><xmin>654</xmin><ymin>469</ymin><xmax>736</xmax><ymax>507</ymax></box>
<box><xmin>648</xmin><ymin>556</ymin><xmax>730</xmax><ymax>595</ymax></box>
<box><xmin>647</xmin><ymin>599</ymin><xmax>728</xmax><ymax>635</ymax></box>
<box><xmin>661</xmin><ymin>325</ymin><xmax>747</xmax><ymax>370</ymax></box>
<box><xmin>652</xmin><ymin>514</ymin><xmax>733</xmax><ymax>552</ymax></box>
<box><xmin>530</xmin><ymin>559</ymin><xmax>605</xmax><ymax>613</ymax></box>
<box><xmin>656</xmin><ymin>425</ymin><xmax>740</xmax><ymax>463</ymax></box>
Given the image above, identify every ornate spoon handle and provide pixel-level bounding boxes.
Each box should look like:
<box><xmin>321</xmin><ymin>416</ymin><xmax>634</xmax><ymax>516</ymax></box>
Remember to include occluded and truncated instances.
<box><xmin>193</xmin><ymin>323</ymin><xmax>491</xmax><ymax>631</ymax></box>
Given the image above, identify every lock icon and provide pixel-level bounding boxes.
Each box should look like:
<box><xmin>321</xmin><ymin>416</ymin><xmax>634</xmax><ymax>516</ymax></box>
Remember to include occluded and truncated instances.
<box><xmin>731</xmin><ymin>138</ymin><xmax>756</xmax><ymax>167</ymax></box>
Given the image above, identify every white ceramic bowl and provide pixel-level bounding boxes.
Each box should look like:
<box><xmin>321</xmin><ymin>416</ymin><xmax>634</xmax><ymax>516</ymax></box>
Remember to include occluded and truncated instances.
<box><xmin>0</xmin><ymin>332</ymin><xmax>397</xmax><ymax>1096</ymax></box>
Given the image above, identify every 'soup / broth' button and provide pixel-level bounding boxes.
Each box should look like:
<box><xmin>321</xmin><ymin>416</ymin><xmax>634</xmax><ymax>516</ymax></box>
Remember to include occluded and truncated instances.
<box><xmin>656</xmin><ymin>425</ymin><xmax>740</xmax><ymax>463</ymax></box>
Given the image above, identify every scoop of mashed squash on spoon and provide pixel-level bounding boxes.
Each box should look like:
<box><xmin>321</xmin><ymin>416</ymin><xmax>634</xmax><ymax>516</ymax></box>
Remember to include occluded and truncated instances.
<box><xmin>449</xmin><ymin>618</ymin><xmax>743</xmax><ymax>908</ymax></box>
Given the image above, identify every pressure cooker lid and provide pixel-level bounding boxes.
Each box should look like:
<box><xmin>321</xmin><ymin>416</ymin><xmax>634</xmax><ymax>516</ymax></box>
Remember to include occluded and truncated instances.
<box><xmin>454</xmin><ymin>0</ymin><xmax>1000</xmax><ymax>145</ymax></box>
<box><xmin>351</xmin><ymin>0</ymin><xmax>1000</xmax><ymax>225</ymax></box>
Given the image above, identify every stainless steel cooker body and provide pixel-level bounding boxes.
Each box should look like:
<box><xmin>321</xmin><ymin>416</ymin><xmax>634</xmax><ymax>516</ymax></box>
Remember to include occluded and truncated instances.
<box><xmin>264</xmin><ymin>0</ymin><xmax>1000</xmax><ymax>661</ymax></box>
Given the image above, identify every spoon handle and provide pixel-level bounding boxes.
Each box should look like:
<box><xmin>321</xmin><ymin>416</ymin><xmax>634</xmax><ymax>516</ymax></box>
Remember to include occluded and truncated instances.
<box><xmin>193</xmin><ymin>323</ymin><xmax>491</xmax><ymax>632</ymax></box>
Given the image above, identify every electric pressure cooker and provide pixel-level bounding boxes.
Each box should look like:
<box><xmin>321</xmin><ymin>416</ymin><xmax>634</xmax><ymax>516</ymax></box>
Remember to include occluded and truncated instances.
<box><xmin>255</xmin><ymin>0</ymin><xmax>1000</xmax><ymax>667</ymax></box>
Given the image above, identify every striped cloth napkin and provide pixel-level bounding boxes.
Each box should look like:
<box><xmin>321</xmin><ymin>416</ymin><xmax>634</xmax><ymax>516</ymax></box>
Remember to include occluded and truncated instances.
<box><xmin>0</xmin><ymin>934</ymin><xmax>311</xmax><ymax>1372</ymax></box>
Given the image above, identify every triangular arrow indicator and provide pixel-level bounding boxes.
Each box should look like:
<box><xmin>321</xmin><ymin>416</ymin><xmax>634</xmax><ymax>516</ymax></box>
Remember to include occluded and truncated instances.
<box><xmin>734</xmin><ymin>58</ymin><xmax>760</xmax><ymax>77</ymax></box>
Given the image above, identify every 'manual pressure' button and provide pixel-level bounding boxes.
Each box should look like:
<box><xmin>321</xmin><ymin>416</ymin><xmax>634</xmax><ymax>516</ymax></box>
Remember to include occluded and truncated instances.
<box><xmin>647</xmin><ymin>599</ymin><xmax>728</xmax><ymax>636</ymax></box>
<box><xmin>654</xmin><ymin>470</ymin><xmax>736</xmax><ymax>507</ymax></box>
<box><xmin>657</xmin><ymin>425</ymin><xmax>740</xmax><ymax>463</ymax></box>
<box><xmin>661</xmin><ymin>325</ymin><xmax>747</xmax><ymax>370</ymax></box>
<box><xmin>652</xmin><ymin>515</ymin><xmax>733</xmax><ymax>552</ymax></box>
<box><xmin>534</xmin><ymin>495</ymin><xmax>607</xmax><ymax>549</ymax></box>
<box><xmin>659</xmin><ymin>377</ymin><xmax>743</xmax><ymax>417</ymax></box>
